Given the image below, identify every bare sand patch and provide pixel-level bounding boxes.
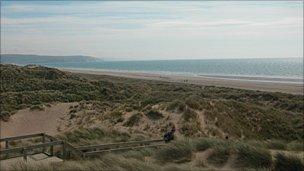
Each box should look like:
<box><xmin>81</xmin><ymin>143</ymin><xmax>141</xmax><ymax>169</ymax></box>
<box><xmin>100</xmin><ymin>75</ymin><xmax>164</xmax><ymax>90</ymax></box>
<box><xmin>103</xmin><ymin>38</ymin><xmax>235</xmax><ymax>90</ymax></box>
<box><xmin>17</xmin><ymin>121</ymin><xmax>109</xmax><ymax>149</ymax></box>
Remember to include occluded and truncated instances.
<box><xmin>0</xmin><ymin>103</ymin><xmax>76</xmax><ymax>138</ymax></box>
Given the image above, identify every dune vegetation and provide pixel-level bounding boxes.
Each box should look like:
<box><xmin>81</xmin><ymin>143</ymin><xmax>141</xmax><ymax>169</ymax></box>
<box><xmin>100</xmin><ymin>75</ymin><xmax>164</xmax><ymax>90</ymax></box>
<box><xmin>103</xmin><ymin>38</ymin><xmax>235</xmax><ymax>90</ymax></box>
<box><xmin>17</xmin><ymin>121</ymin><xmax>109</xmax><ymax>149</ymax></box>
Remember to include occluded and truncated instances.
<box><xmin>1</xmin><ymin>64</ymin><xmax>303</xmax><ymax>170</ymax></box>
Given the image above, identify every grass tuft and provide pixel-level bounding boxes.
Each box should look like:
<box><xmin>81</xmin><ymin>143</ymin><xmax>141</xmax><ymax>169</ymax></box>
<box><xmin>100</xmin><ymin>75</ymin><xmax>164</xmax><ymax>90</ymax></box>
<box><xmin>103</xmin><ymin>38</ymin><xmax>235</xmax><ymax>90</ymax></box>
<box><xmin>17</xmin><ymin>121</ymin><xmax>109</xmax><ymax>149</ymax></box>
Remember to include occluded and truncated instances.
<box><xmin>123</xmin><ymin>113</ymin><xmax>142</xmax><ymax>127</ymax></box>
<box><xmin>145</xmin><ymin>110</ymin><xmax>164</xmax><ymax>120</ymax></box>
<box><xmin>29</xmin><ymin>104</ymin><xmax>45</xmax><ymax>111</ymax></box>
<box><xmin>274</xmin><ymin>153</ymin><xmax>304</xmax><ymax>171</ymax></box>
<box><xmin>154</xmin><ymin>141</ymin><xmax>193</xmax><ymax>163</ymax></box>
<box><xmin>233</xmin><ymin>143</ymin><xmax>272</xmax><ymax>169</ymax></box>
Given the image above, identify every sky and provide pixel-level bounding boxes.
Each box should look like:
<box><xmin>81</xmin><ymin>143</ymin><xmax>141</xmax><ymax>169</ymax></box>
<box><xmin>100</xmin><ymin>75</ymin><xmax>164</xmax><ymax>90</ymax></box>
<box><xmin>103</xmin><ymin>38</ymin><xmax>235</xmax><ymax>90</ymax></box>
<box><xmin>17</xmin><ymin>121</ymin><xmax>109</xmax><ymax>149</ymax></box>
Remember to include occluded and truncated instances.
<box><xmin>1</xmin><ymin>1</ymin><xmax>303</xmax><ymax>60</ymax></box>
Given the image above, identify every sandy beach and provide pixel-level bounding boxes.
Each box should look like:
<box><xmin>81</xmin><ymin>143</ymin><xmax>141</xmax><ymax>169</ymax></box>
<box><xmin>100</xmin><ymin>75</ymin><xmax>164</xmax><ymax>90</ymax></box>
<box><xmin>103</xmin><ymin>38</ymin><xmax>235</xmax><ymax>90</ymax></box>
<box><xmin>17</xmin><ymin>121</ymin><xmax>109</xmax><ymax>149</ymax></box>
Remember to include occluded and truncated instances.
<box><xmin>64</xmin><ymin>69</ymin><xmax>303</xmax><ymax>95</ymax></box>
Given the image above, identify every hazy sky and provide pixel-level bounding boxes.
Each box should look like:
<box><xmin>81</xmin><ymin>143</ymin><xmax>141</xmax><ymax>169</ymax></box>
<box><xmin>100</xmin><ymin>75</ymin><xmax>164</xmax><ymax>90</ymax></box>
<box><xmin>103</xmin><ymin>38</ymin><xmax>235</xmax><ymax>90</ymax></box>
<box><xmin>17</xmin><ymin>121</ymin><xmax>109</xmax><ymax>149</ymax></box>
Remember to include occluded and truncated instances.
<box><xmin>1</xmin><ymin>1</ymin><xmax>303</xmax><ymax>60</ymax></box>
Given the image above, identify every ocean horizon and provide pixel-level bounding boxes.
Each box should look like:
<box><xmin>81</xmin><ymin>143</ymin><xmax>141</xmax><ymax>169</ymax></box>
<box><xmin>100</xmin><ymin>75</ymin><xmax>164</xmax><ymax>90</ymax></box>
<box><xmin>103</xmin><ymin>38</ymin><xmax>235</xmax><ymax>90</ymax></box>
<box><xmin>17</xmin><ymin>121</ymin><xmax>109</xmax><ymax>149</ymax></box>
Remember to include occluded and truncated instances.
<box><xmin>5</xmin><ymin>57</ymin><xmax>303</xmax><ymax>83</ymax></box>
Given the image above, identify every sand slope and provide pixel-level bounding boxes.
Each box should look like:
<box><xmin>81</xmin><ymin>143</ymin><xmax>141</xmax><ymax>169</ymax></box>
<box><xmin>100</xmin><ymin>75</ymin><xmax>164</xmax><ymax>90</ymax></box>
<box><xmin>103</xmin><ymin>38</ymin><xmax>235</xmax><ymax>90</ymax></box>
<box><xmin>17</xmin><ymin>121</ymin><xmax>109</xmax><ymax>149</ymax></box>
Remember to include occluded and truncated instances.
<box><xmin>0</xmin><ymin>103</ymin><xmax>75</xmax><ymax>138</ymax></box>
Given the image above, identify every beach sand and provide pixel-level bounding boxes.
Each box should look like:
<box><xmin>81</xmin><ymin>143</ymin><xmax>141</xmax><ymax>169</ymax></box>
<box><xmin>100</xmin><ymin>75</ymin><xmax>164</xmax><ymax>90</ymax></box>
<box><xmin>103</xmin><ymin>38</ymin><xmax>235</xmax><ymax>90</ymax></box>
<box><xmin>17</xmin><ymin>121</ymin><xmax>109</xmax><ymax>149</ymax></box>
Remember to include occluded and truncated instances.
<box><xmin>64</xmin><ymin>69</ymin><xmax>303</xmax><ymax>95</ymax></box>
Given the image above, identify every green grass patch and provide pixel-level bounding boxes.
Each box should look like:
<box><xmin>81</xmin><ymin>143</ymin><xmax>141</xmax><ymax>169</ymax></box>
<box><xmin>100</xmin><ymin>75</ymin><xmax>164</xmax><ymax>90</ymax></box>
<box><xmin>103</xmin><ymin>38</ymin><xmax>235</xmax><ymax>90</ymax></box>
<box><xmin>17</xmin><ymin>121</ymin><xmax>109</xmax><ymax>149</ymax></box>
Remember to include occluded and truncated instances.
<box><xmin>233</xmin><ymin>143</ymin><xmax>272</xmax><ymax>169</ymax></box>
<box><xmin>286</xmin><ymin>141</ymin><xmax>304</xmax><ymax>151</ymax></box>
<box><xmin>194</xmin><ymin>138</ymin><xmax>227</xmax><ymax>151</ymax></box>
<box><xmin>207</xmin><ymin>146</ymin><xmax>230</xmax><ymax>167</ymax></box>
<box><xmin>266</xmin><ymin>139</ymin><xmax>287</xmax><ymax>150</ymax></box>
<box><xmin>145</xmin><ymin>110</ymin><xmax>164</xmax><ymax>120</ymax></box>
<box><xmin>166</xmin><ymin>100</ymin><xmax>186</xmax><ymax>112</ymax></box>
<box><xmin>154</xmin><ymin>141</ymin><xmax>193</xmax><ymax>163</ymax></box>
<box><xmin>274</xmin><ymin>153</ymin><xmax>304</xmax><ymax>171</ymax></box>
<box><xmin>58</xmin><ymin>127</ymin><xmax>130</xmax><ymax>144</ymax></box>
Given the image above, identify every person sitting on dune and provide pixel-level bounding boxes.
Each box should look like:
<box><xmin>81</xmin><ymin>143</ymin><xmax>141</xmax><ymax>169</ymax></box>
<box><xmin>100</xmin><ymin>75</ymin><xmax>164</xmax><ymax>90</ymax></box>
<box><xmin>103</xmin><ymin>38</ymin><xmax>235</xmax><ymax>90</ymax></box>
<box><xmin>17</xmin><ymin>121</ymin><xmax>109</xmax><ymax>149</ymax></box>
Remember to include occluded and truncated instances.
<box><xmin>164</xmin><ymin>124</ymin><xmax>176</xmax><ymax>142</ymax></box>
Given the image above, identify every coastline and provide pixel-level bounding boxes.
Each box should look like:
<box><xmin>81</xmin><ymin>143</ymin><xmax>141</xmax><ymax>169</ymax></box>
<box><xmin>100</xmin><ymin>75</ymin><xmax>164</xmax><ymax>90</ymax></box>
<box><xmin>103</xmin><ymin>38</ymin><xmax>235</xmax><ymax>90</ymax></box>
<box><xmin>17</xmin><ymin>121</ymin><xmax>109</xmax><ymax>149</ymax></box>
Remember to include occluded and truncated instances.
<box><xmin>63</xmin><ymin>68</ymin><xmax>303</xmax><ymax>95</ymax></box>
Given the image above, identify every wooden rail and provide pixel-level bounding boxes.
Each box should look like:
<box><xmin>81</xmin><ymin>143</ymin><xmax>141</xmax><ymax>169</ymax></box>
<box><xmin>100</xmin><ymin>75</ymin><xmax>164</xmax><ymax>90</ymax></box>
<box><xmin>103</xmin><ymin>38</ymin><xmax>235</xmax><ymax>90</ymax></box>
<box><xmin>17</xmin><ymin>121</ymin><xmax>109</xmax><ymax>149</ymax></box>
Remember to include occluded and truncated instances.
<box><xmin>0</xmin><ymin>133</ymin><xmax>44</xmax><ymax>142</ymax></box>
<box><xmin>0</xmin><ymin>141</ymin><xmax>63</xmax><ymax>154</ymax></box>
<box><xmin>0</xmin><ymin>133</ymin><xmax>166</xmax><ymax>160</ymax></box>
<box><xmin>64</xmin><ymin>142</ymin><xmax>84</xmax><ymax>159</ymax></box>
<box><xmin>83</xmin><ymin>144</ymin><xmax>165</xmax><ymax>157</ymax></box>
<box><xmin>76</xmin><ymin>139</ymin><xmax>163</xmax><ymax>151</ymax></box>
<box><xmin>0</xmin><ymin>133</ymin><xmax>67</xmax><ymax>161</ymax></box>
<box><xmin>0</xmin><ymin>141</ymin><xmax>63</xmax><ymax>160</ymax></box>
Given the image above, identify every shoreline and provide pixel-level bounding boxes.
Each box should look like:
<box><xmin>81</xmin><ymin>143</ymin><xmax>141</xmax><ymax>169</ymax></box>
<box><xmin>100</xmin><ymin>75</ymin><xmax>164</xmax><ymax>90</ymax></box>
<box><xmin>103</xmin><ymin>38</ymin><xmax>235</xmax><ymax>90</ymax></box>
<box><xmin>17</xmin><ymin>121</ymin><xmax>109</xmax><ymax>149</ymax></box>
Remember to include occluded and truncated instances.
<box><xmin>64</xmin><ymin>68</ymin><xmax>303</xmax><ymax>95</ymax></box>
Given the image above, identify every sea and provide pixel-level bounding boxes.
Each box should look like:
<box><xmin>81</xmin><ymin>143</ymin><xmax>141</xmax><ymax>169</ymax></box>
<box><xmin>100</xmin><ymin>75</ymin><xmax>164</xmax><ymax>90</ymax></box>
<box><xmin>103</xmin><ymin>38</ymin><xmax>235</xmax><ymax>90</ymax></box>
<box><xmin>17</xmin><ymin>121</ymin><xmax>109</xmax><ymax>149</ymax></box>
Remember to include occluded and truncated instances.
<box><xmin>13</xmin><ymin>58</ymin><xmax>304</xmax><ymax>84</ymax></box>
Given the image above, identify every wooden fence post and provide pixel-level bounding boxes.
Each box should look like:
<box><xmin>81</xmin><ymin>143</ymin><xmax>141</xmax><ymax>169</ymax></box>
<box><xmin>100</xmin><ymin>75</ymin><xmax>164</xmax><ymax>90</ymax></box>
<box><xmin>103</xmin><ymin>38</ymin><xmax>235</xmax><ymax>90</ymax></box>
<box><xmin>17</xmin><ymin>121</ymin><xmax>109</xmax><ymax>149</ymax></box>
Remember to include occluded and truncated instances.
<box><xmin>5</xmin><ymin>141</ymin><xmax>9</xmax><ymax>149</ymax></box>
<box><xmin>42</xmin><ymin>133</ymin><xmax>46</xmax><ymax>154</ymax></box>
<box><xmin>62</xmin><ymin>142</ymin><xmax>66</xmax><ymax>160</ymax></box>
<box><xmin>23</xmin><ymin>148</ymin><xmax>27</xmax><ymax>161</ymax></box>
<box><xmin>5</xmin><ymin>140</ymin><xmax>9</xmax><ymax>158</ymax></box>
<box><xmin>50</xmin><ymin>139</ymin><xmax>54</xmax><ymax>156</ymax></box>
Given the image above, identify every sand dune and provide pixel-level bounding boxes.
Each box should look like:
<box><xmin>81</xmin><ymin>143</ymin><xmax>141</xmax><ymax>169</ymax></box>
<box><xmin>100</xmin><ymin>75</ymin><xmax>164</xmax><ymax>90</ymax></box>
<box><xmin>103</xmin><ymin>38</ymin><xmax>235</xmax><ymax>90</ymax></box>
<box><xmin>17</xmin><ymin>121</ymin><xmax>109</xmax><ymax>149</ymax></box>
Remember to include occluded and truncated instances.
<box><xmin>0</xmin><ymin>103</ymin><xmax>75</xmax><ymax>138</ymax></box>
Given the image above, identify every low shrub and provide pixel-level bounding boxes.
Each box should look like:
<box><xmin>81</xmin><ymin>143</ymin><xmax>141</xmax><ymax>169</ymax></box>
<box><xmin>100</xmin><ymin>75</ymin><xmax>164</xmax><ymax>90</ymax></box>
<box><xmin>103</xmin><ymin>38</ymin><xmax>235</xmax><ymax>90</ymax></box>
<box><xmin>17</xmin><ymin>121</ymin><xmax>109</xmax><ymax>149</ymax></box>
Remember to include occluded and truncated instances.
<box><xmin>166</xmin><ymin>100</ymin><xmax>186</xmax><ymax>113</ymax></box>
<box><xmin>266</xmin><ymin>139</ymin><xmax>286</xmax><ymax>150</ymax></box>
<box><xmin>123</xmin><ymin>113</ymin><xmax>142</xmax><ymax>127</ymax></box>
<box><xmin>180</xmin><ymin>121</ymin><xmax>201</xmax><ymax>137</ymax></box>
<box><xmin>233</xmin><ymin>143</ymin><xmax>272</xmax><ymax>169</ymax></box>
<box><xmin>108</xmin><ymin>111</ymin><xmax>124</xmax><ymax>124</ymax></box>
<box><xmin>125</xmin><ymin>107</ymin><xmax>133</xmax><ymax>112</ymax></box>
<box><xmin>182</xmin><ymin>108</ymin><xmax>198</xmax><ymax>122</ymax></box>
<box><xmin>0</xmin><ymin>111</ymin><xmax>10</xmax><ymax>121</ymax></box>
<box><xmin>154</xmin><ymin>141</ymin><xmax>193</xmax><ymax>163</ymax></box>
<box><xmin>185</xmin><ymin>97</ymin><xmax>201</xmax><ymax>110</ymax></box>
<box><xmin>60</xmin><ymin>127</ymin><xmax>106</xmax><ymax>143</ymax></box>
<box><xmin>59</xmin><ymin>127</ymin><xmax>130</xmax><ymax>144</ymax></box>
<box><xmin>207</xmin><ymin>146</ymin><xmax>230</xmax><ymax>166</ymax></box>
<box><xmin>29</xmin><ymin>104</ymin><xmax>45</xmax><ymax>111</ymax></box>
<box><xmin>286</xmin><ymin>141</ymin><xmax>304</xmax><ymax>151</ymax></box>
<box><xmin>145</xmin><ymin>110</ymin><xmax>164</xmax><ymax>120</ymax></box>
<box><xmin>274</xmin><ymin>153</ymin><xmax>304</xmax><ymax>171</ymax></box>
<box><xmin>194</xmin><ymin>138</ymin><xmax>227</xmax><ymax>151</ymax></box>
<box><xmin>122</xmin><ymin>148</ymin><xmax>154</xmax><ymax>161</ymax></box>
<box><xmin>245</xmin><ymin>140</ymin><xmax>268</xmax><ymax>149</ymax></box>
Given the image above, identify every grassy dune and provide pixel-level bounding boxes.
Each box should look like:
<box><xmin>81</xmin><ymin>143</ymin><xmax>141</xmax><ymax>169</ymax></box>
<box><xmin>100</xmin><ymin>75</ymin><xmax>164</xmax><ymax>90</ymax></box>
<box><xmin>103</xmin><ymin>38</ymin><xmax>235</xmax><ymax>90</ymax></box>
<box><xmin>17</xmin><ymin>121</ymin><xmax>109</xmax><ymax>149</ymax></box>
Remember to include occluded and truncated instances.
<box><xmin>1</xmin><ymin>64</ymin><xmax>303</xmax><ymax>170</ymax></box>
<box><xmin>4</xmin><ymin>131</ymin><xmax>304</xmax><ymax>170</ymax></box>
<box><xmin>1</xmin><ymin>64</ymin><xmax>303</xmax><ymax>140</ymax></box>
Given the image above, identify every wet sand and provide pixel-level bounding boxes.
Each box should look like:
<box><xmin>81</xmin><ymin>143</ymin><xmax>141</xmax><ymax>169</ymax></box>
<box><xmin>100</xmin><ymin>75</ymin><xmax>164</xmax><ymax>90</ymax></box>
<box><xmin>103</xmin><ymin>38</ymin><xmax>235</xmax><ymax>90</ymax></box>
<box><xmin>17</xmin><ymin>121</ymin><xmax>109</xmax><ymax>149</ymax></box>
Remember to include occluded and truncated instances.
<box><xmin>64</xmin><ymin>69</ymin><xmax>303</xmax><ymax>95</ymax></box>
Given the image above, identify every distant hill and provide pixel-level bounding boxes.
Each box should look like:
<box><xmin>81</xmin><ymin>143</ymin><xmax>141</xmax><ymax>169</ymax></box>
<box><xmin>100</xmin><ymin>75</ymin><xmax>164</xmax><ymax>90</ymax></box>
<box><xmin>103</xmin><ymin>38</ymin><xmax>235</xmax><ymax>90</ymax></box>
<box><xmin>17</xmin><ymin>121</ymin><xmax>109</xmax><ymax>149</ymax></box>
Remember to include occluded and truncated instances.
<box><xmin>0</xmin><ymin>54</ymin><xmax>103</xmax><ymax>64</ymax></box>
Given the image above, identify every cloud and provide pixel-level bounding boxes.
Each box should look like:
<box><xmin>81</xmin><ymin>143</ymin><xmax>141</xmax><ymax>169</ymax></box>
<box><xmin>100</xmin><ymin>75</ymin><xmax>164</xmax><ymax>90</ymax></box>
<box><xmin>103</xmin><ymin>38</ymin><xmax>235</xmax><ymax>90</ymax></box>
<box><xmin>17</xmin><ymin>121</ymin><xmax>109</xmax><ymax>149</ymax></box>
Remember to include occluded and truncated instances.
<box><xmin>1</xmin><ymin>1</ymin><xmax>303</xmax><ymax>59</ymax></box>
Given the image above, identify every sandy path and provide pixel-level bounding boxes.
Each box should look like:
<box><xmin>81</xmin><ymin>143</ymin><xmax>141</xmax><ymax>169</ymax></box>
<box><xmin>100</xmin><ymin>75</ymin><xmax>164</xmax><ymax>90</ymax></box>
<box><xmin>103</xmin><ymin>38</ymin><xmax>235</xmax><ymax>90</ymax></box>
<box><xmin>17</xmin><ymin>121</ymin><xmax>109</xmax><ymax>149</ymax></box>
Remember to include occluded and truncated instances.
<box><xmin>0</xmin><ymin>103</ymin><xmax>75</xmax><ymax>138</ymax></box>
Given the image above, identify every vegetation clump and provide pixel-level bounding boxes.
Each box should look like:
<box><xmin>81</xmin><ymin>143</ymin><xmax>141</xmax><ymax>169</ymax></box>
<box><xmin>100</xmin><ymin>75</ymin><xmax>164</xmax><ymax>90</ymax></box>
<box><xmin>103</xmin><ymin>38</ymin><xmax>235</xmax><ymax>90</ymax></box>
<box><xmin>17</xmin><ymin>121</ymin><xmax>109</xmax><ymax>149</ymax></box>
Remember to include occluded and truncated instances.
<box><xmin>182</xmin><ymin>108</ymin><xmax>198</xmax><ymax>121</ymax></box>
<box><xmin>207</xmin><ymin>146</ymin><xmax>230</xmax><ymax>166</ymax></box>
<box><xmin>166</xmin><ymin>100</ymin><xmax>186</xmax><ymax>112</ymax></box>
<box><xmin>29</xmin><ymin>104</ymin><xmax>45</xmax><ymax>111</ymax></box>
<box><xmin>180</xmin><ymin>108</ymin><xmax>201</xmax><ymax>136</ymax></box>
<box><xmin>107</xmin><ymin>111</ymin><xmax>124</xmax><ymax>124</ymax></box>
<box><xmin>233</xmin><ymin>143</ymin><xmax>272</xmax><ymax>169</ymax></box>
<box><xmin>194</xmin><ymin>138</ymin><xmax>227</xmax><ymax>151</ymax></box>
<box><xmin>123</xmin><ymin>113</ymin><xmax>142</xmax><ymax>127</ymax></box>
<box><xmin>286</xmin><ymin>141</ymin><xmax>304</xmax><ymax>151</ymax></box>
<box><xmin>185</xmin><ymin>97</ymin><xmax>202</xmax><ymax>110</ymax></box>
<box><xmin>145</xmin><ymin>110</ymin><xmax>164</xmax><ymax>120</ymax></box>
<box><xmin>59</xmin><ymin>127</ymin><xmax>130</xmax><ymax>144</ymax></box>
<box><xmin>154</xmin><ymin>141</ymin><xmax>193</xmax><ymax>163</ymax></box>
<box><xmin>274</xmin><ymin>153</ymin><xmax>304</xmax><ymax>171</ymax></box>
<box><xmin>0</xmin><ymin>111</ymin><xmax>11</xmax><ymax>122</ymax></box>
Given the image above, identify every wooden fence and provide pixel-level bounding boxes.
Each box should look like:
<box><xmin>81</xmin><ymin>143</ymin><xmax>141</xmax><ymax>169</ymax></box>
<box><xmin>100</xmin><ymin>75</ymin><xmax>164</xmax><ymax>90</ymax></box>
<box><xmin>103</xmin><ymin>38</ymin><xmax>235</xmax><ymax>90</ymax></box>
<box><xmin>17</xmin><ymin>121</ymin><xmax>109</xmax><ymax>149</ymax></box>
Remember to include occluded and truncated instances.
<box><xmin>0</xmin><ymin>133</ymin><xmax>165</xmax><ymax>161</ymax></box>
